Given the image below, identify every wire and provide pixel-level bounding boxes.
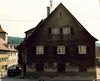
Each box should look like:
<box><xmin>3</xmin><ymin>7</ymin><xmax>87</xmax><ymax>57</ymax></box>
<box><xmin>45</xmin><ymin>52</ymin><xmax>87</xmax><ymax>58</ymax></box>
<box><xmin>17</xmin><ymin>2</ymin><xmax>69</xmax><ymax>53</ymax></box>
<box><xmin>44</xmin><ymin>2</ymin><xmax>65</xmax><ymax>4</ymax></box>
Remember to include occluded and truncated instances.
<box><xmin>0</xmin><ymin>19</ymin><xmax>36</xmax><ymax>22</ymax></box>
<box><xmin>0</xmin><ymin>12</ymin><xmax>99</xmax><ymax>22</ymax></box>
<box><xmin>72</xmin><ymin>12</ymin><xmax>100</xmax><ymax>19</ymax></box>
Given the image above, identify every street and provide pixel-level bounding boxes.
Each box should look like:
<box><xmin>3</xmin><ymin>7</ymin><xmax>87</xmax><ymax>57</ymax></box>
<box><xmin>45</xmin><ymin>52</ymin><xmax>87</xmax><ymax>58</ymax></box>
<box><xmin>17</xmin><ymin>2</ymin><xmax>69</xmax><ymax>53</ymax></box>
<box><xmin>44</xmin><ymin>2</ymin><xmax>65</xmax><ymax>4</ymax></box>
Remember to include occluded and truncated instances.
<box><xmin>0</xmin><ymin>77</ymin><xmax>35</xmax><ymax>81</ymax></box>
<box><xmin>0</xmin><ymin>67</ymin><xmax>100</xmax><ymax>81</ymax></box>
<box><xmin>0</xmin><ymin>76</ymin><xmax>95</xmax><ymax>81</ymax></box>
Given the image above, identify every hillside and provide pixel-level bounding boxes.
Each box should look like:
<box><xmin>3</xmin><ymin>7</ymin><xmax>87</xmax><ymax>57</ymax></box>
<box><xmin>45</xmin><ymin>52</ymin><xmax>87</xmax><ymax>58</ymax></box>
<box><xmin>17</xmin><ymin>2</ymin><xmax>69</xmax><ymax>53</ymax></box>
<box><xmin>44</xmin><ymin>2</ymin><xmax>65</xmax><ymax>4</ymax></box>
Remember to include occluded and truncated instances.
<box><xmin>96</xmin><ymin>43</ymin><xmax>100</xmax><ymax>47</ymax></box>
<box><xmin>8</xmin><ymin>36</ymin><xmax>24</xmax><ymax>46</ymax></box>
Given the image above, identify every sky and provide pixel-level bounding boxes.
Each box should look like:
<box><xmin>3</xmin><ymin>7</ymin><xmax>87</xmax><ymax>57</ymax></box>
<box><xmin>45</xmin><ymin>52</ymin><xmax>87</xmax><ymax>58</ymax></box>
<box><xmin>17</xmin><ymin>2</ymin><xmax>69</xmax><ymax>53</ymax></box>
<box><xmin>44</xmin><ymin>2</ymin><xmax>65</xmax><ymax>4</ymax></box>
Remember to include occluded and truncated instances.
<box><xmin>0</xmin><ymin>0</ymin><xmax>100</xmax><ymax>42</ymax></box>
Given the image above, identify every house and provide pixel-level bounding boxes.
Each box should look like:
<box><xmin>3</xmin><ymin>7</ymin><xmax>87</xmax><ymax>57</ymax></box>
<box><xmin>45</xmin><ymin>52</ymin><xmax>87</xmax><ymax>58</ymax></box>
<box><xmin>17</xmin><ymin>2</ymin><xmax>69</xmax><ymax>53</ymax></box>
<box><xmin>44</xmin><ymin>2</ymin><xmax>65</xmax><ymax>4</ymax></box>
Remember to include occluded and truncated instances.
<box><xmin>96</xmin><ymin>46</ymin><xmax>100</xmax><ymax>61</ymax></box>
<box><xmin>0</xmin><ymin>25</ymin><xmax>18</xmax><ymax>76</ymax></box>
<box><xmin>19</xmin><ymin>3</ymin><xmax>97</xmax><ymax>80</ymax></box>
<box><xmin>0</xmin><ymin>38</ymin><xmax>9</xmax><ymax>74</ymax></box>
<box><xmin>7</xmin><ymin>42</ymin><xmax>18</xmax><ymax>69</ymax></box>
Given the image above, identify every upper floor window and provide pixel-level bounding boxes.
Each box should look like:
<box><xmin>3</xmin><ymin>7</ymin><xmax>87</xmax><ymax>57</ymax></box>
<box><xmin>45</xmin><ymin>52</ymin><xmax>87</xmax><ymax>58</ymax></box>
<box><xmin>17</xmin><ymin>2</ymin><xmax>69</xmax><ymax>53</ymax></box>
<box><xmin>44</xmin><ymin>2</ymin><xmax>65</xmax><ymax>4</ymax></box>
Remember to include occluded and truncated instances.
<box><xmin>62</xmin><ymin>27</ymin><xmax>71</xmax><ymax>35</ymax></box>
<box><xmin>78</xmin><ymin>45</ymin><xmax>86</xmax><ymax>54</ymax></box>
<box><xmin>49</xmin><ymin>27</ymin><xmax>73</xmax><ymax>36</ymax></box>
<box><xmin>36</xmin><ymin>46</ymin><xmax>44</xmax><ymax>54</ymax></box>
<box><xmin>51</xmin><ymin>28</ymin><xmax>59</xmax><ymax>35</ymax></box>
<box><xmin>57</xmin><ymin>45</ymin><xmax>65</xmax><ymax>54</ymax></box>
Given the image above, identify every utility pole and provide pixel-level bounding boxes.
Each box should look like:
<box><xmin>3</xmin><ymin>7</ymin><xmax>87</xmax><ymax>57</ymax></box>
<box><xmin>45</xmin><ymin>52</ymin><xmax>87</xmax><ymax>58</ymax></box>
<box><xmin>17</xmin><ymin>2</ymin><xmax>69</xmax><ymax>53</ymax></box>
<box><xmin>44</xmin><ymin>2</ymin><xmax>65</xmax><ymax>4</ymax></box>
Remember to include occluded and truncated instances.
<box><xmin>99</xmin><ymin>0</ymin><xmax>100</xmax><ymax>7</ymax></box>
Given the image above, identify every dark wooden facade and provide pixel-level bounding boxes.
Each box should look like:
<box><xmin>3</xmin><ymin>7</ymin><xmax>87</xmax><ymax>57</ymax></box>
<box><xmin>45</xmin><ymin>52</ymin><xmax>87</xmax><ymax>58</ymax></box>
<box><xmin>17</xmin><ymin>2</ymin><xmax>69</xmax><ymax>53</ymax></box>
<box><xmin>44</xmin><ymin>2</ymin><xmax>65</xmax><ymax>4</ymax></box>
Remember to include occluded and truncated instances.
<box><xmin>19</xmin><ymin>3</ymin><xmax>97</xmax><ymax>79</ymax></box>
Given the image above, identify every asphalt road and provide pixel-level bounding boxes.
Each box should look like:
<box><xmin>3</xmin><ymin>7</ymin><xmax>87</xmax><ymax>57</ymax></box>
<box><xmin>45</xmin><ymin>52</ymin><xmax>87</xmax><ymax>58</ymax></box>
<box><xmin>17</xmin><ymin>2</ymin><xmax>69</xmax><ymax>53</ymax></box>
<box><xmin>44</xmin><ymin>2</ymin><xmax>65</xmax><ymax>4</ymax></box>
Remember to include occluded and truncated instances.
<box><xmin>0</xmin><ymin>77</ymin><xmax>94</xmax><ymax>81</ymax></box>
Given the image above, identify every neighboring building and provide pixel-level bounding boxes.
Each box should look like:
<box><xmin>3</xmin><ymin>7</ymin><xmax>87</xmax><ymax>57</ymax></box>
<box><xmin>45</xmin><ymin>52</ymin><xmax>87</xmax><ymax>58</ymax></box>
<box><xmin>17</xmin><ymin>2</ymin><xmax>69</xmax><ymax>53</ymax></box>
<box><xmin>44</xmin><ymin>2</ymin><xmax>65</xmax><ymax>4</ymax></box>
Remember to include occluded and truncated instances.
<box><xmin>96</xmin><ymin>46</ymin><xmax>100</xmax><ymax>61</ymax></box>
<box><xmin>0</xmin><ymin>38</ymin><xmax>9</xmax><ymax>72</ymax></box>
<box><xmin>95</xmin><ymin>44</ymin><xmax>100</xmax><ymax>63</ymax></box>
<box><xmin>19</xmin><ymin>3</ymin><xmax>97</xmax><ymax>80</ymax></box>
<box><xmin>7</xmin><ymin>43</ymin><xmax>18</xmax><ymax>69</ymax></box>
<box><xmin>0</xmin><ymin>25</ymin><xmax>18</xmax><ymax>75</ymax></box>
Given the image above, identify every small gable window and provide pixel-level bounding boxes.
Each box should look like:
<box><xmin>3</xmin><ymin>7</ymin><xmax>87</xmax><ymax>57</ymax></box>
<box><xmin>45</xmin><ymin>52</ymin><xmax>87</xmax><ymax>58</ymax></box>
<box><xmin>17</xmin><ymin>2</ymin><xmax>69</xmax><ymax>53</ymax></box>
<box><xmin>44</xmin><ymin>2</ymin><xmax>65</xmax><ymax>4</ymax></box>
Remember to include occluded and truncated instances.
<box><xmin>57</xmin><ymin>45</ymin><xmax>65</xmax><ymax>54</ymax></box>
<box><xmin>59</xmin><ymin>12</ymin><xmax>62</xmax><ymax>16</ymax></box>
<box><xmin>36</xmin><ymin>46</ymin><xmax>44</xmax><ymax>54</ymax></box>
<box><xmin>78</xmin><ymin>45</ymin><xmax>86</xmax><ymax>54</ymax></box>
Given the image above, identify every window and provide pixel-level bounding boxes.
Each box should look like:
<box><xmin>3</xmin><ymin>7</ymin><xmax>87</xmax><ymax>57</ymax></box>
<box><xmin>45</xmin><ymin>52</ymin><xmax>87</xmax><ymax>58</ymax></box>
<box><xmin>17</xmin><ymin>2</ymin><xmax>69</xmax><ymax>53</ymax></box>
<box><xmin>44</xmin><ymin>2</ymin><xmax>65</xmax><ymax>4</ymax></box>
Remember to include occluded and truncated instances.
<box><xmin>62</xmin><ymin>27</ymin><xmax>71</xmax><ymax>35</ymax></box>
<box><xmin>78</xmin><ymin>45</ymin><xmax>86</xmax><ymax>54</ymax></box>
<box><xmin>36</xmin><ymin>46</ymin><xmax>44</xmax><ymax>54</ymax></box>
<box><xmin>51</xmin><ymin>28</ymin><xmax>59</xmax><ymax>35</ymax></box>
<box><xmin>44</xmin><ymin>63</ymin><xmax>57</xmax><ymax>72</ymax></box>
<box><xmin>57</xmin><ymin>46</ymin><xmax>65</xmax><ymax>54</ymax></box>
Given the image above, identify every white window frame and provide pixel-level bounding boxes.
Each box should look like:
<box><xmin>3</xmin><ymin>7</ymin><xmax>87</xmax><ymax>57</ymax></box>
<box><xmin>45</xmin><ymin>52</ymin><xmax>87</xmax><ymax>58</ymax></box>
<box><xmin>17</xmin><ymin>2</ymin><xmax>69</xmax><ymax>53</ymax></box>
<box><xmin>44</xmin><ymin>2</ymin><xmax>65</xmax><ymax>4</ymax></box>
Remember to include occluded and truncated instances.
<box><xmin>36</xmin><ymin>46</ymin><xmax>44</xmax><ymax>54</ymax></box>
<box><xmin>57</xmin><ymin>45</ymin><xmax>65</xmax><ymax>54</ymax></box>
<box><xmin>78</xmin><ymin>45</ymin><xmax>86</xmax><ymax>54</ymax></box>
<box><xmin>62</xmin><ymin>27</ymin><xmax>71</xmax><ymax>35</ymax></box>
<box><xmin>51</xmin><ymin>28</ymin><xmax>59</xmax><ymax>35</ymax></box>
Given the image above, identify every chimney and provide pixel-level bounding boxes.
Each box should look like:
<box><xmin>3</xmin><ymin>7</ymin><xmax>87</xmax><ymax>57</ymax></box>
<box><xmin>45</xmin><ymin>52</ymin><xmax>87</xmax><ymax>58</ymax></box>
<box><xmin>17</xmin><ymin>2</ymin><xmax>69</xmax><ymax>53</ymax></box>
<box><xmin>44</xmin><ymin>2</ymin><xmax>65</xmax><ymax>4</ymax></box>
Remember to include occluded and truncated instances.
<box><xmin>47</xmin><ymin>6</ymin><xmax>50</xmax><ymax>16</ymax></box>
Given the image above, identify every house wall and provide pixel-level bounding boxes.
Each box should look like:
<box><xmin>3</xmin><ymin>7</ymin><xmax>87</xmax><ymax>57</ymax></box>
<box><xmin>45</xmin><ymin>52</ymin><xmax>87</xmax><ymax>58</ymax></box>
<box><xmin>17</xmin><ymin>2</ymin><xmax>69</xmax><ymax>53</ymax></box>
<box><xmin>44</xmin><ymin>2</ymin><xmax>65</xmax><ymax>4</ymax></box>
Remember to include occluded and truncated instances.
<box><xmin>21</xmin><ymin>4</ymin><xmax>96</xmax><ymax>79</ymax></box>
<box><xmin>26</xmin><ymin>4</ymin><xmax>96</xmax><ymax>68</ymax></box>
<box><xmin>0</xmin><ymin>54</ymin><xmax>9</xmax><ymax>72</ymax></box>
<box><xmin>8</xmin><ymin>51</ymin><xmax>18</xmax><ymax>68</ymax></box>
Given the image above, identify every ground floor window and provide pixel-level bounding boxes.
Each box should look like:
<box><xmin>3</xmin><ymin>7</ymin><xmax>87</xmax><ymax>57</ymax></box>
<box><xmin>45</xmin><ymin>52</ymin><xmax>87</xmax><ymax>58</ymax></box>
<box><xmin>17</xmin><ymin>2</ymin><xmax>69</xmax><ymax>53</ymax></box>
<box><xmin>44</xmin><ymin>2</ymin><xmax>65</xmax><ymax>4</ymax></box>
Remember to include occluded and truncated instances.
<box><xmin>36</xmin><ymin>63</ymin><xmax>44</xmax><ymax>72</ymax></box>
<box><xmin>34</xmin><ymin>63</ymin><xmax>87</xmax><ymax>72</ymax></box>
<box><xmin>44</xmin><ymin>63</ymin><xmax>57</xmax><ymax>72</ymax></box>
<box><xmin>2</xmin><ymin>65</ymin><xmax>7</xmax><ymax>70</ymax></box>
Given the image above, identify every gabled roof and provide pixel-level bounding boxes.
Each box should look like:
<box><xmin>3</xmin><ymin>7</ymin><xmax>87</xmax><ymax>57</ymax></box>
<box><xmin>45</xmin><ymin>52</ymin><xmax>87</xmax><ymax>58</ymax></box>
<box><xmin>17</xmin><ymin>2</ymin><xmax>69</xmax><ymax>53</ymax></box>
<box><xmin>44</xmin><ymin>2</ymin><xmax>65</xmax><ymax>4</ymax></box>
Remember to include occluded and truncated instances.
<box><xmin>0</xmin><ymin>38</ymin><xmax>6</xmax><ymax>44</ymax></box>
<box><xmin>25</xmin><ymin>19</ymin><xmax>44</xmax><ymax>40</ymax></box>
<box><xmin>0</xmin><ymin>38</ymin><xmax>17</xmax><ymax>51</ymax></box>
<box><xmin>47</xmin><ymin>3</ymin><xmax>97</xmax><ymax>41</ymax></box>
<box><xmin>0</xmin><ymin>44</ymin><xmax>9</xmax><ymax>51</ymax></box>
<box><xmin>0</xmin><ymin>25</ymin><xmax>7</xmax><ymax>34</ymax></box>
<box><xmin>21</xmin><ymin>3</ymin><xmax>97</xmax><ymax>45</ymax></box>
<box><xmin>0</xmin><ymin>38</ymin><xmax>9</xmax><ymax>51</ymax></box>
<box><xmin>25</xmin><ymin>27</ymin><xmax>36</xmax><ymax>34</ymax></box>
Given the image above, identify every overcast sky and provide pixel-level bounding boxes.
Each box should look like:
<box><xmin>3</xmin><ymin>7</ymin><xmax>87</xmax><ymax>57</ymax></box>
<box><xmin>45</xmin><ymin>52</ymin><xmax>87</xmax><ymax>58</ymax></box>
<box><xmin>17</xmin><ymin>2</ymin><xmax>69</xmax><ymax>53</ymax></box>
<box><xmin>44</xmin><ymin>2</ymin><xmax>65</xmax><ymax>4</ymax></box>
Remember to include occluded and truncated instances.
<box><xmin>0</xmin><ymin>0</ymin><xmax>100</xmax><ymax>42</ymax></box>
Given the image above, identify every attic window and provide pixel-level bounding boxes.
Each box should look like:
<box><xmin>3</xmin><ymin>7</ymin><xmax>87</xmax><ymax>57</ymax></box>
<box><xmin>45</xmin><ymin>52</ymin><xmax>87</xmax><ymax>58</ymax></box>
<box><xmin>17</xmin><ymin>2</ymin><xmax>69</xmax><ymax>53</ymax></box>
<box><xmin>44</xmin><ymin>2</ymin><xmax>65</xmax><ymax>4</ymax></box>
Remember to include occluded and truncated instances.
<box><xmin>59</xmin><ymin>12</ymin><xmax>62</xmax><ymax>16</ymax></box>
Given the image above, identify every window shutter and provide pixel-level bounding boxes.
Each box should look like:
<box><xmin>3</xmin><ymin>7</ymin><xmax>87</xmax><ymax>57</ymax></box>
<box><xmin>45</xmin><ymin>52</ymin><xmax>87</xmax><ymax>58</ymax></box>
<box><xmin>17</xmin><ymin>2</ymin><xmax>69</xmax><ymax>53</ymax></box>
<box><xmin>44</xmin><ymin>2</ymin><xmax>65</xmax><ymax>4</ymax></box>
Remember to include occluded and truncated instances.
<box><xmin>71</xmin><ymin>28</ymin><xmax>73</xmax><ymax>36</ymax></box>
<box><xmin>76</xmin><ymin>46</ymin><xmax>78</xmax><ymax>53</ymax></box>
<box><xmin>65</xmin><ymin>47</ymin><xmax>68</xmax><ymax>54</ymax></box>
<box><xmin>60</xmin><ymin>28</ymin><xmax>63</xmax><ymax>34</ymax></box>
<box><xmin>48</xmin><ymin>28</ymin><xmax>51</xmax><ymax>34</ymax></box>
<box><xmin>44</xmin><ymin>46</ymin><xmax>47</xmax><ymax>54</ymax></box>
<box><xmin>87</xmin><ymin>46</ymin><xmax>89</xmax><ymax>53</ymax></box>
<box><xmin>33</xmin><ymin>46</ymin><xmax>36</xmax><ymax>54</ymax></box>
<box><xmin>54</xmin><ymin>46</ymin><xmax>57</xmax><ymax>54</ymax></box>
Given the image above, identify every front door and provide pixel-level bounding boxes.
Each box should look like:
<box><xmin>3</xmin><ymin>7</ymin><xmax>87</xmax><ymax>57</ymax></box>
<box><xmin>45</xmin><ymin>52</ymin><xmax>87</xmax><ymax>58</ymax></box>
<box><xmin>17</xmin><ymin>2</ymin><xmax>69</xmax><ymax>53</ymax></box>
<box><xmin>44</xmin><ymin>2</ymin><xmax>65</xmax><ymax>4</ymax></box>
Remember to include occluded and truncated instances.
<box><xmin>58</xmin><ymin>63</ymin><xmax>65</xmax><ymax>72</ymax></box>
<box><xmin>79</xmin><ymin>64</ymin><xmax>87</xmax><ymax>72</ymax></box>
<box><xmin>36</xmin><ymin>63</ymin><xmax>44</xmax><ymax>72</ymax></box>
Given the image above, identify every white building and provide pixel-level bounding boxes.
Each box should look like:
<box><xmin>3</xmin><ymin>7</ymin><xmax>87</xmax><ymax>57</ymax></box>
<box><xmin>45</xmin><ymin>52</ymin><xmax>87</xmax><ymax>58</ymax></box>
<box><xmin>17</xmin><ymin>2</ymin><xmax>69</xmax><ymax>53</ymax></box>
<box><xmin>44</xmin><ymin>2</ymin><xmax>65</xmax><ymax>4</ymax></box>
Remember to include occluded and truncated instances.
<box><xmin>0</xmin><ymin>25</ymin><xmax>18</xmax><ymax>71</ymax></box>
